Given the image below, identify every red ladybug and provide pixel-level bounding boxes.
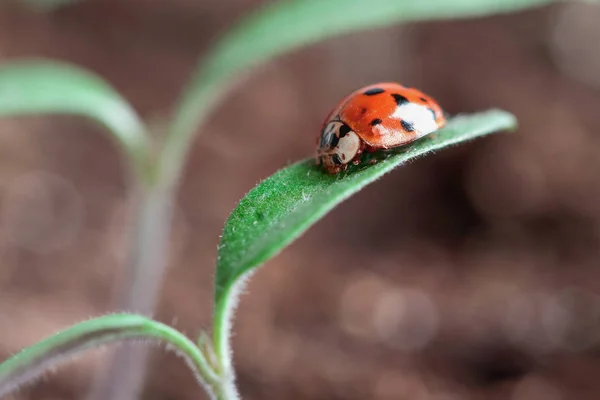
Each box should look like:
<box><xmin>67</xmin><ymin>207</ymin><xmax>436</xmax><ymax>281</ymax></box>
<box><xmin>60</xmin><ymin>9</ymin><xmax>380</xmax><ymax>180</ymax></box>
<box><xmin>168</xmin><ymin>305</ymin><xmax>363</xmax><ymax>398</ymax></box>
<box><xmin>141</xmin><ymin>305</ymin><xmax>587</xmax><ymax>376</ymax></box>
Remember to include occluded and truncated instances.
<box><xmin>317</xmin><ymin>82</ymin><xmax>446</xmax><ymax>174</ymax></box>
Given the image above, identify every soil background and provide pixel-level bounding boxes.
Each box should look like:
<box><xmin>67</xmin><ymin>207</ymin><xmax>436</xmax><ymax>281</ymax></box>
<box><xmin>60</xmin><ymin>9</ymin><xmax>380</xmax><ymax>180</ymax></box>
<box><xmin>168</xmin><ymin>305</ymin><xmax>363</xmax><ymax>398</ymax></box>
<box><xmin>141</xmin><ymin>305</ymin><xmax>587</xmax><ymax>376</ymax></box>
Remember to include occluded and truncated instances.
<box><xmin>1</xmin><ymin>1</ymin><xmax>600</xmax><ymax>399</ymax></box>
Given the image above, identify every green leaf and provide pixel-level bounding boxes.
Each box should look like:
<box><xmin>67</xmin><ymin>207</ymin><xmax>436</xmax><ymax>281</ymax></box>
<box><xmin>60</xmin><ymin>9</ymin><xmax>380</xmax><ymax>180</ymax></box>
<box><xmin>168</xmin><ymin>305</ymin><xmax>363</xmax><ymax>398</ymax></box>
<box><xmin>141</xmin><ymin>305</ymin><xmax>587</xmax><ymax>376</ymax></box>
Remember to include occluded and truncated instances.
<box><xmin>0</xmin><ymin>59</ymin><xmax>151</xmax><ymax>183</ymax></box>
<box><xmin>162</xmin><ymin>0</ymin><xmax>553</xmax><ymax>182</ymax></box>
<box><xmin>0</xmin><ymin>313</ymin><xmax>217</xmax><ymax>398</ymax></box>
<box><xmin>212</xmin><ymin>109</ymin><xmax>517</xmax><ymax>358</ymax></box>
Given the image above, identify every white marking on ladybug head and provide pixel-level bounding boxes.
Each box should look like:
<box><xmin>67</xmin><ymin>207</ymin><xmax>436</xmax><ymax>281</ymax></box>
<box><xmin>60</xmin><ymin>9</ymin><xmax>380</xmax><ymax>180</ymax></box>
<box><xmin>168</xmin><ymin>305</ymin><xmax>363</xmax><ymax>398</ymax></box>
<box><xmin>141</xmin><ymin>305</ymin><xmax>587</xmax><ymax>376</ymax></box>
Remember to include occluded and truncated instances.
<box><xmin>319</xmin><ymin>121</ymin><xmax>361</xmax><ymax>171</ymax></box>
<box><xmin>336</xmin><ymin>130</ymin><xmax>361</xmax><ymax>162</ymax></box>
<box><xmin>392</xmin><ymin>102</ymin><xmax>438</xmax><ymax>137</ymax></box>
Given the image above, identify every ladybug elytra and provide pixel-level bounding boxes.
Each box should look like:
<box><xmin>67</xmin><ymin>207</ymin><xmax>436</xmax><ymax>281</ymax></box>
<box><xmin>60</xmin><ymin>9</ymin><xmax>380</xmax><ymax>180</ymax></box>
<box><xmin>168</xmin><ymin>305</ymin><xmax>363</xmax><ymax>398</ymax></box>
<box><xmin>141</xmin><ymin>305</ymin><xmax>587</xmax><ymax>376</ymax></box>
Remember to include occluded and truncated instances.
<box><xmin>317</xmin><ymin>82</ymin><xmax>446</xmax><ymax>174</ymax></box>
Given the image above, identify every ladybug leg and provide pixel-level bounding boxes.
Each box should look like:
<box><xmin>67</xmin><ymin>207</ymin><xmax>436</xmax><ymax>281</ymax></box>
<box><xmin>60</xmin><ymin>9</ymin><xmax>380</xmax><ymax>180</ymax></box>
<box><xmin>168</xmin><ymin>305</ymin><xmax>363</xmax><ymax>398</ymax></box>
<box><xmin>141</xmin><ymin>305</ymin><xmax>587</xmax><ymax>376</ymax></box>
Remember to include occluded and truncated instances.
<box><xmin>352</xmin><ymin>141</ymin><xmax>367</xmax><ymax>165</ymax></box>
<box><xmin>360</xmin><ymin>144</ymin><xmax>380</xmax><ymax>165</ymax></box>
<box><xmin>359</xmin><ymin>143</ymin><xmax>382</xmax><ymax>164</ymax></box>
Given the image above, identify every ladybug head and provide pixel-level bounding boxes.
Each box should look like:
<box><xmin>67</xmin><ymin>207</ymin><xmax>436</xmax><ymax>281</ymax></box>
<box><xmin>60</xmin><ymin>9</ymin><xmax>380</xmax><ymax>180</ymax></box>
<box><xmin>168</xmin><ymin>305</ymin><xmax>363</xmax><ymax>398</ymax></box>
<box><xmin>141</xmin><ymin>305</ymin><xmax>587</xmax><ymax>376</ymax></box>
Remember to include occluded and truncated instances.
<box><xmin>317</xmin><ymin>120</ymin><xmax>361</xmax><ymax>174</ymax></box>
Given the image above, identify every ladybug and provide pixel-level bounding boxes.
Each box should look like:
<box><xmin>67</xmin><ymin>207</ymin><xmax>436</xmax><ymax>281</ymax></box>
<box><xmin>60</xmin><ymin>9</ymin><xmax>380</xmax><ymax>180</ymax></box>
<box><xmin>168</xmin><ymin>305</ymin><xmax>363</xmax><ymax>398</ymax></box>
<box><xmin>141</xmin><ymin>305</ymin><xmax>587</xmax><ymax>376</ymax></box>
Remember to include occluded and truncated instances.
<box><xmin>317</xmin><ymin>82</ymin><xmax>446</xmax><ymax>174</ymax></box>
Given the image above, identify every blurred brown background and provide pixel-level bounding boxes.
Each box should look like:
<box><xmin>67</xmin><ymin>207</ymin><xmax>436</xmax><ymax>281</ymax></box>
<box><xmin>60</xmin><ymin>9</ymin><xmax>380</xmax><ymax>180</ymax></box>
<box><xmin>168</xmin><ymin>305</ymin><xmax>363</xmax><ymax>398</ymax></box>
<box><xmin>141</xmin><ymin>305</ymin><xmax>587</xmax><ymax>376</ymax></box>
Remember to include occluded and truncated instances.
<box><xmin>1</xmin><ymin>0</ymin><xmax>600</xmax><ymax>399</ymax></box>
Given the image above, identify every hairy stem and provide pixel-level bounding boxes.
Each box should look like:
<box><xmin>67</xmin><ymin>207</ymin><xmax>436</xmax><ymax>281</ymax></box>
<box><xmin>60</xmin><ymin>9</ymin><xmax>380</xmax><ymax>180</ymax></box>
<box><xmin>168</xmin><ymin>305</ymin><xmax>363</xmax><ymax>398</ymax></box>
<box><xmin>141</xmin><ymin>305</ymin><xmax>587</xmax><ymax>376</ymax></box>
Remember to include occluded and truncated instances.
<box><xmin>213</xmin><ymin>380</ymin><xmax>241</xmax><ymax>400</ymax></box>
<box><xmin>211</xmin><ymin>277</ymin><xmax>251</xmax><ymax>400</ymax></box>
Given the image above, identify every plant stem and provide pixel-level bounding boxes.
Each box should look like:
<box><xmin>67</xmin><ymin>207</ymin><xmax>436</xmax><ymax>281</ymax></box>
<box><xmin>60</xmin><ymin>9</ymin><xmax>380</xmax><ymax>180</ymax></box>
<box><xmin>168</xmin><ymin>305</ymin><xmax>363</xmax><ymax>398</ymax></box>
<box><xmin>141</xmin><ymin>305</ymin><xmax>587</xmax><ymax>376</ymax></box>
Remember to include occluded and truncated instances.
<box><xmin>213</xmin><ymin>379</ymin><xmax>240</xmax><ymax>400</ymax></box>
<box><xmin>87</xmin><ymin>183</ymin><xmax>176</xmax><ymax>400</ymax></box>
<box><xmin>213</xmin><ymin>292</ymin><xmax>233</xmax><ymax>376</ymax></box>
<box><xmin>211</xmin><ymin>280</ymin><xmax>246</xmax><ymax>400</ymax></box>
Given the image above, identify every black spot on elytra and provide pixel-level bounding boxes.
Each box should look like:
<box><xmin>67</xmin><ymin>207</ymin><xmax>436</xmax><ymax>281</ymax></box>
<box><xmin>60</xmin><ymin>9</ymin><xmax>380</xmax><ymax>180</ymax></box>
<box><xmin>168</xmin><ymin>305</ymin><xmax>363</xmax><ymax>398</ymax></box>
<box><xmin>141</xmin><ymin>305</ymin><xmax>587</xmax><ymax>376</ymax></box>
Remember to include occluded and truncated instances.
<box><xmin>392</xmin><ymin>93</ymin><xmax>409</xmax><ymax>105</ymax></box>
<box><xmin>420</xmin><ymin>97</ymin><xmax>427</xmax><ymax>102</ymax></box>
<box><xmin>360</xmin><ymin>107</ymin><xmax>367</xmax><ymax>115</ymax></box>
<box><xmin>401</xmin><ymin>120</ymin><xmax>415</xmax><ymax>132</ymax></box>
<box><xmin>364</xmin><ymin>88</ymin><xmax>385</xmax><ymax>96</ymax></box>
<box><xmin>369</xmin><ymin>118</ymin><xmax>382</xmax><ymax>126</ymax></box>
<box><xmin>332</xmin><ymin>154</ymin><xmax>343</xmax><ymax>165</ymax></box>
<box><xmin>339</xmin><ymin>124</ymin><xmax>351</xmax><ymax>138</ymax></box>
